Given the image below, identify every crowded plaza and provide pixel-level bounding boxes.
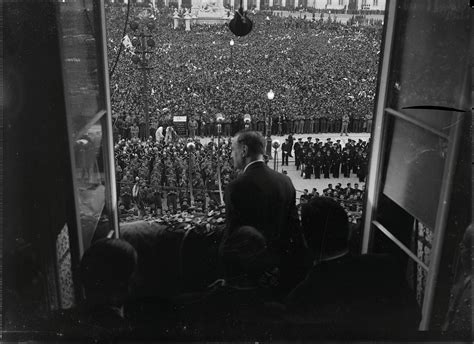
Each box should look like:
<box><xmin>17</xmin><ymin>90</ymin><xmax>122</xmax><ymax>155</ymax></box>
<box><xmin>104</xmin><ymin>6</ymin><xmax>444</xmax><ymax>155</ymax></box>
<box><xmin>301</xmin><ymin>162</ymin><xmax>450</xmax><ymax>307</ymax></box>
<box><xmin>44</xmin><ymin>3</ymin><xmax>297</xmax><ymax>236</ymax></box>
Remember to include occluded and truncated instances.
<box><xmin>105</xmin><ymin>3</ymin><xmax>379</xmax><ymax>223</ymax></box>
<box><xmin>6</xmin><ymin>0</ymin><xmax>470</xmax><ymax>340</ymax></box>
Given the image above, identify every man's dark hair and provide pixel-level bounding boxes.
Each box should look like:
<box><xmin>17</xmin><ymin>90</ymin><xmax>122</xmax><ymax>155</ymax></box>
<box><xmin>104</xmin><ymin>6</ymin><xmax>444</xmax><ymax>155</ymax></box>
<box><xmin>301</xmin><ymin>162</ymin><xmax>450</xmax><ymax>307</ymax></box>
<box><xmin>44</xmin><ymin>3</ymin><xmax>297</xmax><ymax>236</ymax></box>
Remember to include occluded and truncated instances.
<box><xmin>221</xmin><ymin>226</ymin><xmax>273</xmax><ymax>281</ymax></box>
<box><xmin>80</xmin><ymin>238</ymin><xmax>137</xmax><ymax>304</ymax></box>
<box><xmin>301</xmin><ymin>197</ymin><xmax>349</xmax><ymax>260</ymax></box>
<box><xmin>235</xmin><ymin>131</ymin><xmax>265</xmax><ymax>157</ymax></box>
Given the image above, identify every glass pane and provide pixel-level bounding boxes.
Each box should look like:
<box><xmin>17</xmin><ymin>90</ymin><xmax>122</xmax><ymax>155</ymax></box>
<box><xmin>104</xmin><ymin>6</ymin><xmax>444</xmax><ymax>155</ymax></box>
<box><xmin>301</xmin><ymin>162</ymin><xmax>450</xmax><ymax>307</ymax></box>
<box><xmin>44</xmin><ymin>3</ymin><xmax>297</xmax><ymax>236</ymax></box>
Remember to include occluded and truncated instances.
<box><xmin>387</xmin><ymin>0</ymin><xmax>470</xmax><ymax>111</ymax></box>
<box><xmin>58</xmin><ymin>0</ymin><xmax>106</xmax><ymax>138</ymax></box>
<box><xmin>382</xmin><ymin>117</ymin><xmax>447</xmax><ymax>230</ymax></box>
<box><xmin>73</xmin><ymin>120</ymin><xmax>107</xmax><ymax>249</ymax></box>
<box><xmin>400</xmin><ymin>108</ymin><xmax>457</xmax><ymax>136</ymax></box>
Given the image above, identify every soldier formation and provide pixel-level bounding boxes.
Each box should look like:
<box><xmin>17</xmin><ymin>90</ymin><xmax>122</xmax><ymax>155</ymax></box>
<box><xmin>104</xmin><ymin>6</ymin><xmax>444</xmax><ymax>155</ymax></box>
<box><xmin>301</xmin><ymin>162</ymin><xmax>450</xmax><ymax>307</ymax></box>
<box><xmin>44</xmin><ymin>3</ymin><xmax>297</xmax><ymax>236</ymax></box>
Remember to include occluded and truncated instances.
<box><xmin>300</xmin><ymin>182</ymin><xmax>365</xmax><ymax>225</ymax></box>
<box><xmin>287</xmin><ymin>136</ymin><xmax>370</xmax><ymax>182</ymax></box>
<box><xmin>115</xmin><ymin>135</ymin><xmax>235</xmax><ymax>217</ymax></box>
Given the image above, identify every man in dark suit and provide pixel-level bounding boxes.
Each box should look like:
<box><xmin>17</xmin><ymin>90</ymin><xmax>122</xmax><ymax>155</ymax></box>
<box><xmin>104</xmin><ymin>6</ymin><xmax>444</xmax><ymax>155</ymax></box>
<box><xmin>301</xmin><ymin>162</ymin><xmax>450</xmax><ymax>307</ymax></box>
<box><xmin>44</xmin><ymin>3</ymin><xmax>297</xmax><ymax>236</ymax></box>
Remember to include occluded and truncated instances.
<box><xmin>287</xmin><ymin>134</ymin><xmax>294</xmax><ymax>157</ymax></box>
<box><xmin>322</xmin><ymin>150</ymin><xmax>332</xmax><ymax>178</ymax></box>
<box><xmin>294</xmin><ymin>138</ymin><xmax>303</xmax><ymax>170</ymax></box>
<box><xmin>286</xmin><ymin>197</ymin><xmax>421</xmax><ymax>335</ymax></box>
<box><xmin>281</xmin><ymin>139</ymin><xmax>290</xmax><ymax>166</ymax></box>
<box><xmin>221</xmin><ymin>131</ymin><xmax>309</xmax><ymax>296</ymax></box>
<box><xmin>313</xmin><ymin>151</ymin><xmax>322</xmax><ymax>179</ymax></box>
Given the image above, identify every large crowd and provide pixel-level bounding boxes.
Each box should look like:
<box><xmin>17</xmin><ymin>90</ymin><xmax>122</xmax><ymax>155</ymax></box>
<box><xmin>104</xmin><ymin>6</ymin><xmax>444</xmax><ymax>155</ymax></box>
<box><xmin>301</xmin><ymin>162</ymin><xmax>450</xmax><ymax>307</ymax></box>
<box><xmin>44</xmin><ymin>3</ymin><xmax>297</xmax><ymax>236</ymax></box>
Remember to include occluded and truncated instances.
<box><xmin>107</xmin><ymin>5</ymin><xmax>381</xmax><ymax>139</ymax></box>
<box><xmin>113</xmin><ymin>134</ymin><xmax>369</xmax><ymax>223</ymax></box>
<box><xmin>115</xmin><ymin>134</ymin><xmax>235</xmax><ymax>217</ymax></box>
<box><xmin>105</xmin><ymin>4</ymin><xmax>377</xmax><ymax>222</ymax></box>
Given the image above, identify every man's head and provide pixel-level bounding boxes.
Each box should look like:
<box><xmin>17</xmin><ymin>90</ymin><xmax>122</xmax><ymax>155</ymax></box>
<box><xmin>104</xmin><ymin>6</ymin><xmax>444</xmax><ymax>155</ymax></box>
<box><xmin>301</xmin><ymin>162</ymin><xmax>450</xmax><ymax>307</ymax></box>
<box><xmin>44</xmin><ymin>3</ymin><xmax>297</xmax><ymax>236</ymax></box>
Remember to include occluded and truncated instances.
<box><xmin>301</xmin><ymin>197</ymin><xmax>349</xmax><ymax>261</ymax></box>
<box><xmin>80</xmin><ymin>238</ymin><xmax>137</xmax><ymax>306</ymax></box>
<box><xmin>231</xmin><ymin>131</ymin><xmax>265</xmax><ymax>170</ymax></box>
<box><xmin>221</xmin><ymin>226</ymin><xmax>273</xmax><ymax>281</ymax></box>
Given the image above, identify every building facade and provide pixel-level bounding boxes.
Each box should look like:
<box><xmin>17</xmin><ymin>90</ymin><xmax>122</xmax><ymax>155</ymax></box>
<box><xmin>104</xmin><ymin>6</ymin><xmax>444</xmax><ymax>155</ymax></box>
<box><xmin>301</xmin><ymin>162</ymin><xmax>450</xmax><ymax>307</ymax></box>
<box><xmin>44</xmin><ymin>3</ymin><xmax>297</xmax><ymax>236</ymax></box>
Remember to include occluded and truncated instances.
<box><xmin>311</xmin><ymin>0</ymin><xmax>385</xmax><ymax>11</ymax></box>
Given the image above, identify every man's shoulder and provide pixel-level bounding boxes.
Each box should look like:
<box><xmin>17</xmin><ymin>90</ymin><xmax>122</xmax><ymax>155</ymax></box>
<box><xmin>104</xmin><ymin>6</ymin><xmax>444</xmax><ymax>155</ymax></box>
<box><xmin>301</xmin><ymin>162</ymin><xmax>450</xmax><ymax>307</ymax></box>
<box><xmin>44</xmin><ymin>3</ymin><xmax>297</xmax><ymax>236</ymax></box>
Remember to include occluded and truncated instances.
<box><xmin>237</xmin><ymin>165</ymin><xmax>294</xmax><ymax>188</ymax></box>
<box><xmin>266</xmin><ymin>167</ymin><xmax>295</xmax><ymax>191</ymax></box>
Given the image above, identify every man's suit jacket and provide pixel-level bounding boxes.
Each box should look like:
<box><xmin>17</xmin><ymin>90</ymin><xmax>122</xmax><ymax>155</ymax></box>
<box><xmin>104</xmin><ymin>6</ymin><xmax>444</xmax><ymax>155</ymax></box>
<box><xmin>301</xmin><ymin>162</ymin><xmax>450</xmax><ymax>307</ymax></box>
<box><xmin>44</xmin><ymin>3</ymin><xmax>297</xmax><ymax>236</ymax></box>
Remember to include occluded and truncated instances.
<box><xmin>223</xmin><ymin>161</ymin><xmax>299</xmax><ymax>250</ymax></box>
<box><xmin>222</xmin><ymin>161</ymin><xmax>308</xmax><ymax>285</ymax></box>
<box><xmin>285</xmin><ymin>254</ymin><xmax>421</xmax><ymax>334</ymax></box>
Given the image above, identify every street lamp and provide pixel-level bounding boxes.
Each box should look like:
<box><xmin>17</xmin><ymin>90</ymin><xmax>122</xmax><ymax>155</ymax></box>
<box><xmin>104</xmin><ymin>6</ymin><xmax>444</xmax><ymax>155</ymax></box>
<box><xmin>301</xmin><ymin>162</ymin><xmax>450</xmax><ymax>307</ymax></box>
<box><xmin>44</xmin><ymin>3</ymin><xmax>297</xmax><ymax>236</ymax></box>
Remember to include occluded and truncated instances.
<box><xmin>216</xmin><ymin>113</ymin><xmax>224</xmax><ymax>144</ymax></box>
<box><xmin>130</xmin><ymin>19</ymin><xmax>156</xmax><ymax>140</ymax></box>
<box><xmin>243</xmin><ymin>113</ymin><xmax>251</xmax><ymax>131</ymax></box>
<box><xmin>215</xmin><ymin>113</ymin><xmax>225</xmax><ymax>205</ymax></box>
<box><xmin>266</xmin><ymin>90</ymin><xmax>275</xmax><ymax>159</ymax></box>
<box><xmin>272</xmin><ymin>139</ymin><xmax>280</xmax><ymax>171</ymax></box>
<box><xmin>229</xmin><ymin>39</ymin><xmax>234</xmax><ymax>67</ymax></box>
<box><xmin>186</xmin><ymin>141</ymin><xmax>196</xmax><ymax>206</ymax></box>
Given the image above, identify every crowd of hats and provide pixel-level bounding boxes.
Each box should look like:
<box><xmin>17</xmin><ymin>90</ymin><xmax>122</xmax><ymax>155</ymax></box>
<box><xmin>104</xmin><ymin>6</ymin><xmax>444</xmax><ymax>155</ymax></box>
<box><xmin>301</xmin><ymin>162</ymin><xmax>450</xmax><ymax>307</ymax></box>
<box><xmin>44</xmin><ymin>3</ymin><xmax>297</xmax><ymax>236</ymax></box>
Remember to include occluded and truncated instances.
<box><xmin>293</xmin><ymin>136</ymin><xmax>370</xmax><ymax>181</ymax></box>
<box><xmin>106</xmin><ymin>5</ymin><xmax>381</xmax><ymax>136</ymax></box>
<box><xmin>115</xmin><ymin>136</ymin><xmax>235</xmax><ymax>219</ymax></box>
<box><xmin>300</xmin><ymin>182</ymin><xmax>365</xmax><ymax>225</ymax></box>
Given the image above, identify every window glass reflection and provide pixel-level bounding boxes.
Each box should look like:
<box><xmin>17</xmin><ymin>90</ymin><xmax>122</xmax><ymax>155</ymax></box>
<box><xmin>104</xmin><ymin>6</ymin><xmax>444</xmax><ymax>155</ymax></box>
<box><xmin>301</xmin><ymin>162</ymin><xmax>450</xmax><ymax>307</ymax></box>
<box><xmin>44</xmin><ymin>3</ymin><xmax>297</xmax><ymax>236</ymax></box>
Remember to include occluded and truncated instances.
<box><xmin>73</xmin><ymin>122</ymin><xmax>106</xmax><ymax>249</ymax></box>
<box><xmin>58</xmin><ymin>0</ymin><xmax>105</xmax><ymax>138</ymax></box>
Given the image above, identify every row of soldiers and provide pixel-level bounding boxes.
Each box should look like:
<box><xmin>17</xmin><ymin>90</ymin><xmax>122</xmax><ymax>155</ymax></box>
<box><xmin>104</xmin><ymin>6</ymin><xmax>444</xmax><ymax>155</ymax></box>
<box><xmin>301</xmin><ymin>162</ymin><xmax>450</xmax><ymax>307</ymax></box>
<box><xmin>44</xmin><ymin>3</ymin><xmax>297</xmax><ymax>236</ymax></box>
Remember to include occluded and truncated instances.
<box><xmin>115</xmin><ymin>113</ymin><xmax>373</xmax><ymax>142</ymax></box>
<box><xmin>115</xmin><ymin>137</ymin><xmax>235</xmax><ymax>216</ymax></box>
<box><xmin>284</xmin><ymin>137</ymin><xmax>370</xmax><ymax>182</ymax></box>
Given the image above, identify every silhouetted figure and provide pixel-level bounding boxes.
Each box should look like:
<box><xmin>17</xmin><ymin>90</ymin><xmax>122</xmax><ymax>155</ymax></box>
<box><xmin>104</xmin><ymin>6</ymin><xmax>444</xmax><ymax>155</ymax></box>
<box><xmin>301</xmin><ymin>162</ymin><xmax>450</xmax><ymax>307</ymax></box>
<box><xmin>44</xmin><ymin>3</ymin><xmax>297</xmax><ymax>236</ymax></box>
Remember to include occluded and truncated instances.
<box><xmin>174</xmin><ymin>226</ymin><xmax>283</xmax><ymax>334</ymax></box>
<box><xmin>286</xmin><ymin>197</ymin><xmax>421</xmax><ymax>336</ymax></box>
<box><xmin>51</xmin><ymin>238</ymin><xmax>137</xmax><ymax>340</ymax></box>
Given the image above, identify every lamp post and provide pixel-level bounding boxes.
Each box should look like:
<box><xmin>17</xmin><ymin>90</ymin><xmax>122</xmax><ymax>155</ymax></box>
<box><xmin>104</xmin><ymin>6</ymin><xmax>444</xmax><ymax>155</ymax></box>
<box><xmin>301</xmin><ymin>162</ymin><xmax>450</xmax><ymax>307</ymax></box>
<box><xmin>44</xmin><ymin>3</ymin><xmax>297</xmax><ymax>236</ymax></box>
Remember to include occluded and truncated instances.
<box><xmin>243</xmin><ymin>113</ymin><xmax>251</xmax><ymax>131</ymax></box>
<box><xmin>229</xmin><ymin>39</ymin><xmax>234</xmax><ymax>67</ymax></box>
<box><xmin>216</xmin><ymin>113</ymin><xmax>224</xmax><ymax>205</ymax></box>
<box><xmin>216</xmin><ymin>113</ymin><xmax>224</xmax><ymax>146</ymax></box>
<box><xmin>186</xmin><ymin>142</ymin><xmax>196</xmax><ymax>206</ymax></box>
<box><xmin>266</xmin><ymin>90</ymin><xmax>274</xmax><ymax>159</ymax></box>
<box><xmin>130</xmin><ymin>19</ymin><xmax>156</xmax><ymax>139</ymax></box>
<box><xmin>272</xmin><ymin>139</ymin><xmax>280</xmax><ymax>171</ymax></box>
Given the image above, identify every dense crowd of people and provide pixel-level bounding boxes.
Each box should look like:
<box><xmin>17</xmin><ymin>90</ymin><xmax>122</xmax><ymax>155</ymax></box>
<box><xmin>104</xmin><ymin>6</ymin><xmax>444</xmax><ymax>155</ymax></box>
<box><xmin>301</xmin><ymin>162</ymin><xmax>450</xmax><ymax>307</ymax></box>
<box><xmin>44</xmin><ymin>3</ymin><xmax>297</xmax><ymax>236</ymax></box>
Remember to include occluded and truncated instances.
<box><xmin>114</xmin><ymin>133</ymin><xmax>369</xmax><ymax>220</ymax></box>
<box><xmin>299</xmin><ymin>182</ymin><xmax>364</xmax><ymax>224</ymax></box>
<box><xmin>106</xmin><ymin>5</ymin><xmax>381</xmax><ymax>139</ymax></box>
<box><xmin>115</xmin><ymin>134</ymin><xmax>235</xmax><ymax>217</ymax></box>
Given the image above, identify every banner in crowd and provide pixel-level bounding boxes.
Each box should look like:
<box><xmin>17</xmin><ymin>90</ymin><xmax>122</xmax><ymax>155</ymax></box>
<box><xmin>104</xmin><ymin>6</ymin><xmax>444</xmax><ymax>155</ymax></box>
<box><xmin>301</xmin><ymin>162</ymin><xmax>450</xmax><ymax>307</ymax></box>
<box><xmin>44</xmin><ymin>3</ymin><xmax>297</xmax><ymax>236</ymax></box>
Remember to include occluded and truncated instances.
<box><xmin>173</xmin><ymin>115</ymin><xmax>187</xmax><ymax>136</ymax></box>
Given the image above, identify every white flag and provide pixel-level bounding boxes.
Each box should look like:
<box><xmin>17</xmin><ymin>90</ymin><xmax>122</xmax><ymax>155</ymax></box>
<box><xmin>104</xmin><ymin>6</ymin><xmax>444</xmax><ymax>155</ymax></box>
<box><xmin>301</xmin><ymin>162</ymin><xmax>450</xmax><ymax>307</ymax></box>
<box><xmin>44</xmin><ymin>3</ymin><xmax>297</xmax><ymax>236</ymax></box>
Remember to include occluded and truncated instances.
<box><xmin>122</xmin><ymin>35</ymin><xmax>134</xmax><ymax>51</ymax></box>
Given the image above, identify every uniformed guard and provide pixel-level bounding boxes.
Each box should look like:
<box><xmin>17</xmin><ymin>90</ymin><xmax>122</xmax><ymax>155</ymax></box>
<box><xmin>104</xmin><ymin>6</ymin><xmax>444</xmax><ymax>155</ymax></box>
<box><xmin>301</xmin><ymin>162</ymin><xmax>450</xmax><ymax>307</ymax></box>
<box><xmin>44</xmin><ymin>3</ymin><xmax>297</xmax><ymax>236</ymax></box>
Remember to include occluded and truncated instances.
<box><xmin>323</xmin><ymin>150</ymin><xmax>332</xmax><ymax>178</ymax></box>
<box><xmin>294</xmin><ymin>138</ymin><xmax>303</xmax><ymax>170</ymax></box>
<box><xmin>313</xmin><ymin>150</ymin><xmax>322</xmax><ymax>179</ymax></box>
<box><xmin>332</xmin><ymin>148</ymin><xmax>342</xmax><ymax>178</ymax></box>
<box><xmin>341</xmin><ymin>148</ymin><xmax>351</xmax><ymax>178</ymax></box>
<box><xmin>304</xmin><ymin>152</ymin><xmax>313</xmax><ymax>179</ymax></box>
